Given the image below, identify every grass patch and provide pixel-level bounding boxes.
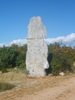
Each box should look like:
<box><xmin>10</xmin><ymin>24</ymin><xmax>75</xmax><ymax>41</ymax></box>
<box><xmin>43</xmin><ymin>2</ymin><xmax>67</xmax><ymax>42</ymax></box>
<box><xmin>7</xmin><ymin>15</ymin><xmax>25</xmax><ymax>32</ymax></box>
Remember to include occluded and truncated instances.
<box><xmin>0</xmin><ymin>82</ymin><xmax>16</xmax><ymax>92</ymax></box>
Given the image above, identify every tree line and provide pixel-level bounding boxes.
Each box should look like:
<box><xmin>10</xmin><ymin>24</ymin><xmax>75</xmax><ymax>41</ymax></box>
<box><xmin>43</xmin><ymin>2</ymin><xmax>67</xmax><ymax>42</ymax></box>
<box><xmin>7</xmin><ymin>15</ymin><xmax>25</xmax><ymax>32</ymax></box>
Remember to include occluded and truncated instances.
<box><xmin>0</xmin><ymin>44</ymin><xmax>27</xmax><ymax>72</ymax></box>
<box><xmin>0</xmin><ymin>43</ymin><xmax>75</xmax><ymax>75</ymax></box>
<box><xmin>48</xmin><ymin>43</ymin><xmax>75</xmax><ymax>75</ymax></box>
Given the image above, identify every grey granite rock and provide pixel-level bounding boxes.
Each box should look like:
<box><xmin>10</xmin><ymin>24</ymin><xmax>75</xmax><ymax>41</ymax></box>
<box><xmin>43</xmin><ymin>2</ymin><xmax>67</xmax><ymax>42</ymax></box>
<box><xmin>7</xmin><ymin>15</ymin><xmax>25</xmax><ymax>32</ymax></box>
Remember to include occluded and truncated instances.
<box><xmin>26</xmin><ymin>16</ymin><xmax>49</xmax><ymax>77</ymax></box>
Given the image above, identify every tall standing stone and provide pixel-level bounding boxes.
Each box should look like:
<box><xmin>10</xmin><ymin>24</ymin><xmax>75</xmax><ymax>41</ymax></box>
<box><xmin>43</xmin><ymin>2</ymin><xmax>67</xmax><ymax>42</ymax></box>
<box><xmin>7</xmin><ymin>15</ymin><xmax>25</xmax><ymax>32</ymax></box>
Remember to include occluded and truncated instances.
<box><xmin>26</xmin><ymin>16</ymin><xmax>49</xmax><ymax>77</ymax></box>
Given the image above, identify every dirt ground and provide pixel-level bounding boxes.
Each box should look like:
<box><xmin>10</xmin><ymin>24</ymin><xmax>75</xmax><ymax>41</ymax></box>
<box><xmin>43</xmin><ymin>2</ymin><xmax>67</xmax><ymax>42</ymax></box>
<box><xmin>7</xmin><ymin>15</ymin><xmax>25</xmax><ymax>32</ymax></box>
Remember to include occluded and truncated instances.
<box><xmin>0</xmin><ymin>73</ymin><xmax>75</xmax><ymax>100</ymax></box>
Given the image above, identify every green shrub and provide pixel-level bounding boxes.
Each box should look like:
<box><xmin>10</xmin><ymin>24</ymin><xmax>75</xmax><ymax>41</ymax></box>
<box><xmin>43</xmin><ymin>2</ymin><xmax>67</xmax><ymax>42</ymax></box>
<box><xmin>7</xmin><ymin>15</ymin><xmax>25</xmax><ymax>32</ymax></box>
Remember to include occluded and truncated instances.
<box><xmin>1</xmin><ymin>68</ymin><xmax>8</xmax><ymax>73</ymax></box>
<box><xmin>0</xmin><ymin>47</ymin><xmax>18</xmax><ymax>69</ymax></box>
<box><xmin>50</xmin><ymin>53</ymin><xmax>72</xmax><ymax>75</ymax></box>
<box><xmin>16</xmin><ymin>63</ymin><xmax>26</xmax><ymax>70</ymax></box>
<box><xmin>16</xmin><ymin>52</ymin><xmax>26</xmax><ymax>69</ymax></box>
<box><xmin>0</xmin><ymin>83</ymin><xmax>15</xmax><ymax>92</ymax></box>
<box><xmin>50</xmin><ymin>54</ymin><xmax>63</xmax><ymax>75</ymax></box>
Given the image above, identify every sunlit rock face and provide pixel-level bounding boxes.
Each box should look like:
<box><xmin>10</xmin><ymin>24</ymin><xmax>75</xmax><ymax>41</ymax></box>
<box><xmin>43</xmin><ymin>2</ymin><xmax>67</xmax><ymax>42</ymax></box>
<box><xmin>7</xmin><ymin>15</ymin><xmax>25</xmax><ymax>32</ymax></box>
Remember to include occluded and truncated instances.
<box><xmin>26</xmin><ymin>16</ymin><xmax>49</xmax><ymax>77</ymax></box>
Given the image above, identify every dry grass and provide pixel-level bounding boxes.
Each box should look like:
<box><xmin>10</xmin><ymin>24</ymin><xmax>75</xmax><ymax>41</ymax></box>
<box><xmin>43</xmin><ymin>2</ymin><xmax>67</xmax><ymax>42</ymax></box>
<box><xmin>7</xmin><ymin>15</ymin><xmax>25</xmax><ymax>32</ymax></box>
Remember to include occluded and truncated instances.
<box><xmin>0</xmin><ymin>71</ymin><xmax>75</xmax><ymax>100</ymax></box>
<box><xmin>0</xmin><ymin>71</ymin><xmax>75</xmax><ymax>94</ymax></box>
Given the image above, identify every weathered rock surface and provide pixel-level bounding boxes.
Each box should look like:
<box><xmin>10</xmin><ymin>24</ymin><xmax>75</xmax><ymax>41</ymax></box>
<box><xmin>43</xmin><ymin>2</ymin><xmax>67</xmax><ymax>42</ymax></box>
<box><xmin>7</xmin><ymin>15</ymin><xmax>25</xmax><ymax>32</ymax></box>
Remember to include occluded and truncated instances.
<box><xmin>26</xmin><ymin>16</ymin><xmax>49</xmax><ymax>77</ymax></box>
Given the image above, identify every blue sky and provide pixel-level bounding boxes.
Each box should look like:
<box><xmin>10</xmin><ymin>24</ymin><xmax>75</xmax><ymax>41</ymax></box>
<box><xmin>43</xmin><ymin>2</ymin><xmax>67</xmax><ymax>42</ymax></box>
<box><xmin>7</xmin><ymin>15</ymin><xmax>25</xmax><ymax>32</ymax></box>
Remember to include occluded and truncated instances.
<box><xmin>0</xmin><ymin>0</ymin><xmax>75</xmax><ymax>44</ymax></box>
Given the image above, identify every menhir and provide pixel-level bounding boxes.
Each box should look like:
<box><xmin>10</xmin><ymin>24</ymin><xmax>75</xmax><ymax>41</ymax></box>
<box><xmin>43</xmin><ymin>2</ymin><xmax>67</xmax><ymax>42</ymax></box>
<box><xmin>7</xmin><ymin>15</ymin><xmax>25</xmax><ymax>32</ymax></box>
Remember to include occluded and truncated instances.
<box><xmin>26</xmin><ymin>16</ymin><xmax>49</xmax><ymax>77</ymax></box>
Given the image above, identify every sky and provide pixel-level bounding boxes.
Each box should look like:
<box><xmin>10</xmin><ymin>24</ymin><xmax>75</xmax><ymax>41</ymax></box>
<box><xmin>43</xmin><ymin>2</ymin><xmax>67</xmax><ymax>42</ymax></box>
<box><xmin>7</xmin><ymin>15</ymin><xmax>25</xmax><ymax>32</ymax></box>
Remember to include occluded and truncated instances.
<box><xmin>0</xmin><ymin>0</ymin><xmax>75</xmax><ymax>46</ymax></box>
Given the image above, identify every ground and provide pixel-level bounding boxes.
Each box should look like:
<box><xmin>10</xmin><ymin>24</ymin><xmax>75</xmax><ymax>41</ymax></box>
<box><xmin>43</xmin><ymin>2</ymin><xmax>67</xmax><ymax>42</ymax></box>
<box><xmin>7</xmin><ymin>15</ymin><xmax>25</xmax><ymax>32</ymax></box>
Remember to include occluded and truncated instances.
<box><xmin>0</xmin><ymin>72</ymin><xmax>75</xmax><ymax>100</ymax></box>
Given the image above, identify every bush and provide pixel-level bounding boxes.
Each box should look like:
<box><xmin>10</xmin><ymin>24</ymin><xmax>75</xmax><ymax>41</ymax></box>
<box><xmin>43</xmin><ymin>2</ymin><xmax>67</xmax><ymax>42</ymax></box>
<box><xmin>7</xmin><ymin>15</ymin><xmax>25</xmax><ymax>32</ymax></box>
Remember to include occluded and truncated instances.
<box><xmin>16</xmin><ymin>53</ymin><xmax>26</xmax><ymax>69</ymax></box>
<box><xmin>16</xmin><ymin>63</ymin><xmax>26</xmax><ymax>70</ymax></box>
<box><xmin>1</xmin><ymin>68</ymin><xmax>8</xmax><ymax>73</ymax></box>
<box><xmin>0</xmin><ymin>47</ymin><xmax>18</xmax><ymax>69</ymax></box>
<box><xmin>50</xmin><ymin>53</ymin><xmax>72</xmax><ymax>75</ymax></box>
<box><xmin>50</xmin><ymin>54</ymin><xmax>63</xmax><ymax>75</ymax></box>
<box><xmin>0</xmin><ymin>83</ymin><xmax>15</xmax><ymax>92</ymax></box>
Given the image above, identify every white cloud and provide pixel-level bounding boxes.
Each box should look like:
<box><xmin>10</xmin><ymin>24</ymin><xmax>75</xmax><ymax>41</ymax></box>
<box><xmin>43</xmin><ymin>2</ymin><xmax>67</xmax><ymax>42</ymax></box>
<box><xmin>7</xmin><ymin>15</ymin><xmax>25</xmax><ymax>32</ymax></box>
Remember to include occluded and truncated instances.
<box><xmin>46</xmin><ymin>33</ymin><xmax>75</xmax><ymax>46</ymax></box>
<box><xmin>63</xmin><ymin>33</ymin><xmax>75</xmax><ymax>42</ymax></box>
<box><xmin>46</xmin><ymin>36</ymin><xmax>65</xmax><ymax>44</ymax></box>
<box><xmin>0</xmin><ymin>33</ymin><xmax>75</xmax><ymax>47</ymax></box>
<box><xmin>0</xmin><ymin>39</ymin><xmax>27</xmax><ymax>47</ymax></box>
<box><xmin>10</xmin><ymin>39</ymin><xmax>27</xmax><ymax>46</ymax></box>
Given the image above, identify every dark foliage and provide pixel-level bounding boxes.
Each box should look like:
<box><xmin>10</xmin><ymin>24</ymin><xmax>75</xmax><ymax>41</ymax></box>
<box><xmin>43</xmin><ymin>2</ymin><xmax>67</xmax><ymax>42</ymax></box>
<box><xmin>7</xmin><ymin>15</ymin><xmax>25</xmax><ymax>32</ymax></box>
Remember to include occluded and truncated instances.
<box><xmin>0</xmin><ymin>43</ymin><xmax>75</xmax><ymax>75</ymax></box>
<box><xmin>48</xmin><ymin>43</ymin><xmax>75</xmax><ymax>75</ymax></box>
<box><xmin>0</xmin><ymin>44</ymin><xmax>27</xmax><ymax>71</ymax></box>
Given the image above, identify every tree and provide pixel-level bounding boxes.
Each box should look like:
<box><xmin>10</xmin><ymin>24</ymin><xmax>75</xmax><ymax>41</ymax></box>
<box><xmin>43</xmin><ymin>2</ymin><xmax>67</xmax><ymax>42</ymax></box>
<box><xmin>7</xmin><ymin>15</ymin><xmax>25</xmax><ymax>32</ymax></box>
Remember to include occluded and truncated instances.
<box><xmin>16</xmin><ymin>53</ymin><xmax>26</xmax><ymax>69</ymax></box>
<box><xmin>0</xmin><ymin>47</ymin><xmax>18</xmax><ymax>70</ymax></box>
<box><xmin>50</xmin><ymin>52</ymin><xmax>72</xmax><ymax>75</ymax></box>
<box><xmin>50</xmin><ymin>54</ymin><xmax>63</xmax><ymax>75</ymax></box>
